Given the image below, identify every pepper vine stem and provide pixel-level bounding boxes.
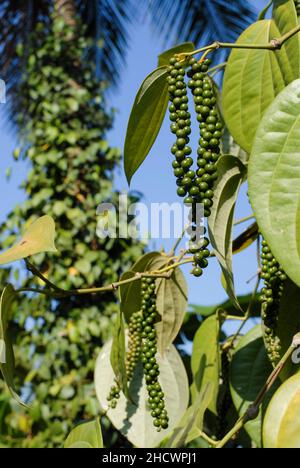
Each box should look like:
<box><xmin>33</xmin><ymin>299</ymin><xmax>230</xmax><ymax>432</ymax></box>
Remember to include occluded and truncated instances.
<box><xmin>16</xmin><ymin>256</ymin><xmax>195</xmax><ymax>298</ymax></box>
<box><xmin>215</xmin><ymin>338</ymin><xmax>298</xmax><ymax>449</ymax></box>
<box><xmin>176</xmin><ymin>23</ymin><xmax>300</xmax><ymax>61</ymax></box>
<box><xmin>222</xmin><ymin>273</ymin><xmax>261</xmax><ymax>352</ymax></box>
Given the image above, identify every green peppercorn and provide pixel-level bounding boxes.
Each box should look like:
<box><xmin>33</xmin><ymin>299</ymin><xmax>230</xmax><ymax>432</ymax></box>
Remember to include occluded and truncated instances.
<box><xmin>260</xmin><ymin>239</ymin><xmax>286</xmax><ymax>367</ymax></box>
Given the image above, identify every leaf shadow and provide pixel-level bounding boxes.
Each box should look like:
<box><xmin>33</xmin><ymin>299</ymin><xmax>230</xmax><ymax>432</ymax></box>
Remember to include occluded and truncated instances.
<box><xmin>194</xmin><ymin>354</ymin><xmax>208</xmax><ymax>391</ymax></box>
<box><xmin>120</xmin><ymin>361</ymin><xmax>144</xmax><ymax>436</ymax></box>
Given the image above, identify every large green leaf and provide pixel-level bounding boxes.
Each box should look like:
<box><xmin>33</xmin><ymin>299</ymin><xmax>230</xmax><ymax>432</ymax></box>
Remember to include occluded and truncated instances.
<box><xmin>0</xmin><ymin>216</ymin><xmax>57</xmax><ymax>265</ymax></box>
<box><xmin>276</xmin><ymin>279</ymin><xmax>300</xmax><ymax>380</ymax></box>
<box><xmin>230</xmin><ymin>325</ymin><xmax>279</xmax><ymax>447</ymax></box>
<box><xmin>263</xmin><ymin>373</ymin><xmax>300</xmax><ymax>448</ymax></box>
<box><xmin>148</xmin><ymin>255</ymin><xmax>188</xmax><ymax>355</ymax></box>
<box><xmin>124</xmin><ymin>67</ymin><xmax>169</xmax><ymax>184</ymax></box>
<box><xmin>191</xmin><ymin>314</ymin><xmax>220</xmax><ymax>414</ymax></box>
<box><xmin>95</xmin><ymin>340</ymin><xmax>189</xmax><ymax>448</ymax></box>
<box><xmin>273</xmin><ymin>0</ymin><xmax>300</xmax><ymax>79</ymax></box>
<box><xmin>64</xmin><ymin>419</ymin><xmax>103</xmax><ymax>448</ymax></box>
<box><xmin>158</xmin><ymin>42</ymin><xmax>195</xmax><ymax>67</ymax></box>
<box><xmin>166</xmin><ymin>382</ymin><xmax>213</xmax><ymax>448</ymax></box>
<box><xmin>110</xmin><ymin>310</ymin><xmax>128</xmax><ymax>397</ymax></box>
<box><xmin>248</xmin><ymin>79</ymin><xmax>300</xmax><ymax>287</ymax></box>
<box><xmin>223</xmin><ymin>20</ymin><xmax>293</xmax><ymax>153</ymax></box>
<box><xmin>155</xmin><ymin>268</ymin><xmax>188</xmax><ymax>355</ymax></box>
<box><xmin>208</xmin><ymin>155</ymin><xmax>246</xmax><ymax>310</ymax></box>
<box><xmin>0</xmin><ymin>285</ymin><xmax>23</xmax><ymax>405</ymax></box>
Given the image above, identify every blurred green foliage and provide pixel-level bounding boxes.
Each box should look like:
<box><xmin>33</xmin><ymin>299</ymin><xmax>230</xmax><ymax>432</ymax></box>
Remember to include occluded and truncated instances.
<box><xmin>0</xmin><ymin>13</ymin><xmax>143</xmax><ymax>447</ymax></box>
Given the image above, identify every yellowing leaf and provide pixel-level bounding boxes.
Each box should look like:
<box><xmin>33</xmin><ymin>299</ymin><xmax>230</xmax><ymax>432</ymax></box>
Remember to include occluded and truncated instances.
<box><xmin>263</xmin><ymin>373</ymin><xmax>300</xmax><ymax>448</ymax></box>
<box><xmin>0</xmin><ymin>216</ymin><xmax>57</xmax><ymax>266</ymax></box>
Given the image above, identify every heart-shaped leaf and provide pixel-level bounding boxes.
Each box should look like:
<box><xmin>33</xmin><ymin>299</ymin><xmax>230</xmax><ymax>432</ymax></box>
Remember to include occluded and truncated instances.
<box><xmin>223</xmin><ymin>20</ymin><xmax>293</xmax><ymax>153</ymax></box>
<box><xmin>0</xmin><ymin>216</ymin><xmax>57</xmax><ymax>266</ymax></box>
<box><xmin>124</xmin><ymin>67</ymin><xmax>169</xmax><ymax>184</ymax></box>
<box><xmin>248</xmin><ymin>79</ymin><xmax>300</xmax><ymax>287</ymax></box>
<box><xmin>95</xmin><ymin>340</ymin><xmax>189</xmax><ymax>448</ymax></box>
<box><xmin>64</xmin><ymin>419</ymin><xmax>103</xmax><ymax>448</ymax></box>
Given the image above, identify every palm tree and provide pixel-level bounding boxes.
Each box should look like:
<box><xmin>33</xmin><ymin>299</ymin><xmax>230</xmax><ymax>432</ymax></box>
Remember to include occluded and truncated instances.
<box><xmin>1</xmin><ymin>0</ymin><xmax>256</xmax><ymax>106</ymax></box>
<box><xmin>0</xmin><ymin>0</ymin><xmax>135</xmax><ymax>103</ymax></box>
<box><xmin>149</xmin><ymin>0</ymin><xmax>257</xmax><ymax>53</ymax></box>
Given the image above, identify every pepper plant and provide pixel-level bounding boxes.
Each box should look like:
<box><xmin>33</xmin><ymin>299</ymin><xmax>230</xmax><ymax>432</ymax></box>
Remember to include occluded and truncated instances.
<box><xmin>2</xmin><ymin>0</ymin><xmax>300</xmax><ymax>449</ymax></box>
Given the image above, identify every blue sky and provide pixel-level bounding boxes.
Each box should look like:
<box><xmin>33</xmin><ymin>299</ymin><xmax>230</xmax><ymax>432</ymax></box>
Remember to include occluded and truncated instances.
<box><xmin>0</xmin><ymin>0</ymin><xmax>267</xmax><ymax>314</ymax></box>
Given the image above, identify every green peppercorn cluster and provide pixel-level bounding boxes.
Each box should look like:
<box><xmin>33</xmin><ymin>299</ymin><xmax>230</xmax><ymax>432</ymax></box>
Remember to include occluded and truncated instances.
<box><xmin>295</xmin><ymin>0</ymin><xmax>300</xmax><ymax>16</ymax></box>
<box><xmin>126</xmin><ymin>310</ymin><xmax>142</xmax><ymax>381</ymax></box>
<box><xmin>188</xmin><ymin>228</ymin><xmax>211</xmax><ymax>277</ymax></box>
<box><xmin>168</xmin><ymin>56</ymin><xmax>223</xmax><ymax>278</ymax></box>
<box><xmin>141</xmin><ymin>277</ymin><xmax>169</xmax><ymax>431</ymax></box>
<box><xmin>260</xmin><ymin>239</ymin><xmax>287</xmax><ymax>366</ymax></box>
<box><xmin>188</xmin><ymin>57</ymin><xmax>222</xmax><ymax>217</ymax></box>
<box><xmin>167</xmin><ymin>57</ymin><xmax>194</xmax><ymax>204</ymax></box>
<box><xmin>107</xmin><ymin>383</ymin><xmax>120</xmax><ymax>409</ymax></box>
<box><xmin>107</xmin><ymin>311</ymin><xmax>142</xmax><ymax>409</ymax></box>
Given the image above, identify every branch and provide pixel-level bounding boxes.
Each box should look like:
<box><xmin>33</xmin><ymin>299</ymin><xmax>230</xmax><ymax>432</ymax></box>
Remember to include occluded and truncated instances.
<box><xmin>25</xmin><ymin>260</ymin><xmax>63</xmax><ymax>292</ymax></box>
<box><xmin>16</xmin><ymin>255</ymin><xmax>194</xmax><ymax>298</ymax></box>
<box><xmin>178</xmin><ymin>24</ymin><xmax>300</xmax><ymax>60</ymax></box>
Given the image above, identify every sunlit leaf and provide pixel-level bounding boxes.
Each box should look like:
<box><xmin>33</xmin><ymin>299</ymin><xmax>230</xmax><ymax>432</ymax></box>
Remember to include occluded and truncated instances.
<box><xmin>124</xmin><ymin>67</ymin><xmax>169</xmax><ymax>184</ymax></box>
<box><xmin>223</xmin><ymin>20</ymin><xmax>293</xmax><ymax>153</ymax></box>
<box><xmin>263</xmin><ymin>373</ymin><xmax>300</xmax><ymax>448</ymax></box>
<box><xmin>248</xmin><ymin>79</ymin><xmax>300</xmax><ymax>288</ymax></box>
<box><xmin>0</xmin><ymin>216</ymin><xmax>57</xmax><ymax>266</ymax></box>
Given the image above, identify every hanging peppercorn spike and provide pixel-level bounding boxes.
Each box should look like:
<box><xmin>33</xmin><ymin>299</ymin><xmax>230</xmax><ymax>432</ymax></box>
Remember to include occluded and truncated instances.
<box><xmin>260</xmin><ymin>239</ymin><xmax>287</xmax><ymax>366</ymax></box>
<box><xmin>167</xmin><ymin>55</ymin><xmax>223</xmax><ymax>277</ymax></box>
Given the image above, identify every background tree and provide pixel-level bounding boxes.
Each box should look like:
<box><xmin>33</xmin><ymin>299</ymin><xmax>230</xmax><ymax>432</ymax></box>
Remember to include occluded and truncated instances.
<box><xmin>1</xmin><ymin>0</ymin><xmax>256</xmax><ymax>117</ymax></box>
<box><xmin>0</xmin><ymin>8</ymin><xmax>143</xmax><ymax>447</ymax></box>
